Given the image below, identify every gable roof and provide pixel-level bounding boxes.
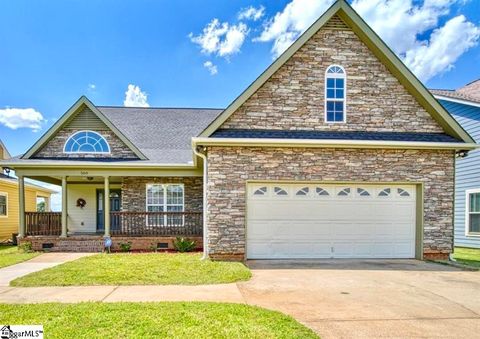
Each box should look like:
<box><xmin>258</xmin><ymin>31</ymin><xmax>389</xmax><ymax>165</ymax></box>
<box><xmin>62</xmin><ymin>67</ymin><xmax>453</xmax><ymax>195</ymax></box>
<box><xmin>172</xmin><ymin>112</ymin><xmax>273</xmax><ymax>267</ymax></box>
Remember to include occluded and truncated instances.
<box><xmin>431</xmin><ymin>89</ymin><xmax>480</xmax><ymax>107</ymax></box>
<box><xmin>17</xmin><ymin>96</ymin><xmax>222</xmax><ymax>165</ymax></box>
<box><xmin>97</xmin><ymin>106</ymin><xmax>222</xmax><ymax>163</ymax></box>
<box><xmin>0</xmin><ymin>139</ymin><xmax>11</xmax><ymax>160</ymax></box>
<box><xmin>23</xmin><ymin>96</ymin><xmax>148</xmax><ymax>160</ymax></box>
<box><xmin>199</xmin><ymin>0</ymin><xmax>474</xmax><ymax>144</ymax></box>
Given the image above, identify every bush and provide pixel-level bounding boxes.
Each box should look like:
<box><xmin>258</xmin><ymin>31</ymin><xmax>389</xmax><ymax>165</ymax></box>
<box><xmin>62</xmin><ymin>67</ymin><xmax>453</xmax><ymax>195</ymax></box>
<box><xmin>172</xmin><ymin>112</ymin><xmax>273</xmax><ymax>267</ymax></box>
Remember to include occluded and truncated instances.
<box><xmin>18</xmin><ymin>241</ymin><xmax>33</xmax><ymax>253</ymax></box>
<box><xmin>119</xmin><ymin>242</ymin><xmax>132</xmax><ymax>252</ymax></box>
<box><xmin>173</xmin><ymin>237</ymin><xmax>196</xmax><ymax>252</ymax></box>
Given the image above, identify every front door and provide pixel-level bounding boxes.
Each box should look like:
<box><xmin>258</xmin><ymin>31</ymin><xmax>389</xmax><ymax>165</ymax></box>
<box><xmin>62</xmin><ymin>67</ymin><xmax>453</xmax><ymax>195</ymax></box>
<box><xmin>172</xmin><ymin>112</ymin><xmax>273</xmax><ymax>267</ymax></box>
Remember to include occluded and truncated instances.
<box><xmin>97</xmin><ymin>189</ymin><xmax>122</xmax><ymax>232</ymax></box>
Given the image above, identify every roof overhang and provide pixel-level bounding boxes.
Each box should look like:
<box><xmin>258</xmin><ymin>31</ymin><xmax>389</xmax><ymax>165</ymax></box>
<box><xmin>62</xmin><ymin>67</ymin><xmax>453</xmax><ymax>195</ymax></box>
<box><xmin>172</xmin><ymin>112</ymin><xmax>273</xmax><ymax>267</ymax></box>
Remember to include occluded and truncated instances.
<box><xmin>22</xmin><ymin>96</ymin><xmax>148</xmax><ymax>160</ymax></box>
<box><xmin>0</xmin><ymin>160</ymin><xmax>197</xmax><ymax>170</ymax></box>
<box><xmin>434</xmin><ymin>95</ymin><xmax>480</xmax><ymax>109</ymax></box>
<box><xmin>193</xmin><ymin>137</ymin><xmax>477</xmax><ymax>151</ymax></box>
<box><xmin>198</xmin><ymin>0</ymin><xmax>474</xmax><ymax>144</ymax></box>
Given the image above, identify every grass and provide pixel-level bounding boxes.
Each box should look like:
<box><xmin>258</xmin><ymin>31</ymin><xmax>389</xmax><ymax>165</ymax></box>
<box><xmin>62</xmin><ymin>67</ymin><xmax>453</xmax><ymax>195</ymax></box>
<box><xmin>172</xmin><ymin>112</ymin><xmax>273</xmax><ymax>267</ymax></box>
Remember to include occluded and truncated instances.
<box><xmin>453</xmin><ymin>247</ymin><xmax>480</xmax><ymax>268</ymax></box>
<box><xmin>0</xmin><ymin>302</ymin><xmax>317</xmax><ymax>339</ymax></box>
<box><xmin>0</xmin><ymin>245</ymin><xmax>39</xmax><ymax>268</ymax></box>
<box><xmin>11</xmin><ymin>253</ymin><xmax>251</xmax><ymax>286</ymax></box>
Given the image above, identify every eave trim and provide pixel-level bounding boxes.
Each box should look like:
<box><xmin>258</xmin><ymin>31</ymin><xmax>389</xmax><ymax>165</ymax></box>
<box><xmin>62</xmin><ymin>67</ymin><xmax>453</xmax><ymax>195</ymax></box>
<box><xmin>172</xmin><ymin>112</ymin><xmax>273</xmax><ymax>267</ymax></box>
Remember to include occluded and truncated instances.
<box><xmin>193</xmin><ymin>137</ymin><xmax>477</xmax><ymax>150</ymax></box>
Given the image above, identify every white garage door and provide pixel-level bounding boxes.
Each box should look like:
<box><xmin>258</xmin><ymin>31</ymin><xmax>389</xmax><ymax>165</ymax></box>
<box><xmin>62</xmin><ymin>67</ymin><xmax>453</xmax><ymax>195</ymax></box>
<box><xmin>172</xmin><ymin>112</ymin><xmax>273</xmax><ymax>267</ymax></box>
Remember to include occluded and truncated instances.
<box><xmin>247</xmin><ymin>183</ymin><xmax>416</xmax><ymax>259</ymax></box>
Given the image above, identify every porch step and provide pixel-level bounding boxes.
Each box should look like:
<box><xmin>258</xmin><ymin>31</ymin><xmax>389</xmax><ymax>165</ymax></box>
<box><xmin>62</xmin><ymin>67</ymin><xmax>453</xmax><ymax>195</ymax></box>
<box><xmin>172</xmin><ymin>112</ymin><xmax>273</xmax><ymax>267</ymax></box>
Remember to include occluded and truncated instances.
<box><xmin>50</xmin><ymin>239</ymin><xmax>104</xmax><ymax>253</ymax></box>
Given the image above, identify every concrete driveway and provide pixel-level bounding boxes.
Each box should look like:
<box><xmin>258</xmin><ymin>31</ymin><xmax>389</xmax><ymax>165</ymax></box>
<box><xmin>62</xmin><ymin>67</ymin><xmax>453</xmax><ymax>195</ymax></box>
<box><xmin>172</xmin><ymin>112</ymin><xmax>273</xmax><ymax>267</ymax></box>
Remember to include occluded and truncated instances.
<box><xmin>239</xmin><ymin>260</ymin><xmax>480</xmax><ymax>338</ymax></box>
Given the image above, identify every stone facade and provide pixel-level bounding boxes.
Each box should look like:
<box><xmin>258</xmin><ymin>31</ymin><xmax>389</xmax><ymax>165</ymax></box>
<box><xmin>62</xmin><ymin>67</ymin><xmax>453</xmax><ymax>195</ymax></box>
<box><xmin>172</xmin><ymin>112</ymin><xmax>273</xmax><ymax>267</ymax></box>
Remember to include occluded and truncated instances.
<box><xmin>221</xmin><ymin>17</ymin><xmax>443</xmax><ymax>133</ymax></box>
<box><xmin>121</xmin><ymin>177</ymin><xmax>203</xmax><ymax>212</ymax></box>
<box><xmin>206</xmin><ymin>147</ymin><xmax>455</xmax><ymax>260</ymax></box>
<box><xmin>34</xmin><ymin>129</ymin><xmax>138</xmax><ymax>159</ymax></box>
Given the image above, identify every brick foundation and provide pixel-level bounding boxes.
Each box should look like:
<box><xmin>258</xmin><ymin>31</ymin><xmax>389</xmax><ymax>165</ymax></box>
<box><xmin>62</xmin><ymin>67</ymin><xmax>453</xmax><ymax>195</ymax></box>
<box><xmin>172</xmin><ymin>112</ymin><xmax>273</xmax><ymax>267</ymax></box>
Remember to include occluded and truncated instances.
<box><xmin>20</xmin><ymin>236</ymin><xmax>203</xmax><ymax>253</ymax></box>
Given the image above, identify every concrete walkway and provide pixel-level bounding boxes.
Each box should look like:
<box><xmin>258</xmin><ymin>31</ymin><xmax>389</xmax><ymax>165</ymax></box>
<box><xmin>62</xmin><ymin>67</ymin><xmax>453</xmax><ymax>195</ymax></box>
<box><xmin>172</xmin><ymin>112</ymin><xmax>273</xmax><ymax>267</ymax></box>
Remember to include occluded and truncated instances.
<box><xmin>0</xmin><ymin>252</ymin><xmax>93</xmax><ymax>286</ymax></box>
<box><xmin>1</xmin><ymin>257</ymin><xmax>479</xmax><ymax>338</ymax></box>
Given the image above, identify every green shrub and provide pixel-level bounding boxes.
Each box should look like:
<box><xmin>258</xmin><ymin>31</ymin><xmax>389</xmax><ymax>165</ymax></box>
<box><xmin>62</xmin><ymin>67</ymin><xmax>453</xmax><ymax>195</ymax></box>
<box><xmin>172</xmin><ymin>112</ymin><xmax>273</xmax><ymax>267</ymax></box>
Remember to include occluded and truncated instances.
<box><xmin>173</xmin><ymin>237</ymin><xmax>196</xmax><ymax>252</ymax></box>
<box><xmin>119</xmin><ymin>242</ymin><xmax>132</xmax><ymax>252</ymax></box>
<box><xmin>18</xmin><ymin>242</ymin><xmax>33</xmax><ymax>253</ymax></box>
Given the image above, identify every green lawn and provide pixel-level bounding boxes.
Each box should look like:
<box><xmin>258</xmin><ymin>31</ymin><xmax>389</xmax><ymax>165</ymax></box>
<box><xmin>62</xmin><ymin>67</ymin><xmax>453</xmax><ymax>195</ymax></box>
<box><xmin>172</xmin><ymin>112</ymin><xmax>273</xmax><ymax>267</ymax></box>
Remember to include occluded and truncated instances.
<box><xmin>0</xmin><ymin>302</ymin><xmax>317</xmax><ymax>339</ymax></box>
<box><xmin>11</xmin><ymin>253</ymin><xmax>251</xmax><ymax>286</ymax></box>
<box><xmin>454</xmin><ymin>247</ymin><xmax>480</xmax><ymax>268</ymax></box>
<box><xmin>0</xmin><ymin>302</ymin><xmax>318</xmax><ymax>338</ymax></box>
<box><xmin>0</xmin><ymin>246</ymin><xmax>39</xmax><ymax>269</ymax></box>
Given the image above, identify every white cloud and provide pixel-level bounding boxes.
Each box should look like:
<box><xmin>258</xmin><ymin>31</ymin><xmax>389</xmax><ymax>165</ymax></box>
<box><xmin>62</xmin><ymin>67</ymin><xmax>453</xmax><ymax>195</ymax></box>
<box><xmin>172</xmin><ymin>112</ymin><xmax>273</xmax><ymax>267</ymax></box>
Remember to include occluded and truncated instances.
<box><xmin>403</xmin><ymin>15</ymin><xmax>480</xmax><ymax>81</ymax></box>
<box><xmin>87</xmin><ymin>83</ymin><xmax>96</xmax><ymax>90</ymax></box>
<box><xmin>203</xmin><ymin>61</ymin><xmax>218</xmax><ymax>75</ymax></box>
<box><xmin>189</xmin><ymin>19</ymin><xmax>249</xmax><ymax>58</ymax></box>
<box><xmin>255</xmin><ymin>0</ymin><xmax>480</xmax><ymax>81</ymax></box>
<box><xmin>0</xmin><ymin>107</ymin><xmax>45</xmax><ymax>131</ymax></box>
<box><xmin>255</xmin><ymin>0</ymin><xmax>334</xmax><ymax>56</ymax></box>
<box><xmin>123</xmin><ymin>84</ymin><xmax>149</xmax><ymax>107</ymax></box>
<box><xmin>238</xmin><ymin>5</ymin><xmax>266</xmax><ymax>21</ymax></box>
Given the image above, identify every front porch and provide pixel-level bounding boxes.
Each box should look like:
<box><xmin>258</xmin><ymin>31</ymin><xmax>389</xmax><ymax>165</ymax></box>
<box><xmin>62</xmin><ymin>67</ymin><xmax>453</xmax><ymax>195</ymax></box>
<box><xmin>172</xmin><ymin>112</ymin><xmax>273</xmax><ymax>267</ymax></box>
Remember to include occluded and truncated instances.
<box><xmin>17</xmin><ymin>173</ymin><xmax>204</xmax><ymax>252</ymax></box>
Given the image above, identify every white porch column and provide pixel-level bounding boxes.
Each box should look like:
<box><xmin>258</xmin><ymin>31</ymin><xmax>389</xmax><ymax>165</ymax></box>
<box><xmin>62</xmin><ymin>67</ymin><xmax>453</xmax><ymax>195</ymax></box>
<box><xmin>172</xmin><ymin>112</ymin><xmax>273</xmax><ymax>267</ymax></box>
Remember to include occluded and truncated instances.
<box><xmin>18</xmin><ymin>175</ymin><xmax>25</xmax><ymax>238</ymax></box>
<box><xmin>61</xmin><ymin>176</ymin><xmax>68</xmax><ymax>237</ymax></box>
<box><xmin>104</xmin><ymin>176</ymin><xmax>110</xmax><ymax>237</ymax></box>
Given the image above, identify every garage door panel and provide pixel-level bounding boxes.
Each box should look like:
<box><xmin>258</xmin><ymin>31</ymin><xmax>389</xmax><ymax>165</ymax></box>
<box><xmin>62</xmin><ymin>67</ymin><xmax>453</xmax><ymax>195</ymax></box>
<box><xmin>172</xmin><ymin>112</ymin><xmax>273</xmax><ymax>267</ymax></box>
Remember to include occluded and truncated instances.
<box><xmin>247</xmin><ymin>183</ymin><xmax>416</xmax><ymax>259</ymax></box>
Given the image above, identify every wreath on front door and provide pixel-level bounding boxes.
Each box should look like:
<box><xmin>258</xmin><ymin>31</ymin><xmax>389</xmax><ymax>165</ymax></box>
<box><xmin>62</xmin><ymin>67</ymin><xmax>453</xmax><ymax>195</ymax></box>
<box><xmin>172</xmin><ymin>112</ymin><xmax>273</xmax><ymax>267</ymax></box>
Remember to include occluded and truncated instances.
<box><xmin>76</xmin><ymin>198</ymin><xmax>87</xmax><ymax>209</ymax></box>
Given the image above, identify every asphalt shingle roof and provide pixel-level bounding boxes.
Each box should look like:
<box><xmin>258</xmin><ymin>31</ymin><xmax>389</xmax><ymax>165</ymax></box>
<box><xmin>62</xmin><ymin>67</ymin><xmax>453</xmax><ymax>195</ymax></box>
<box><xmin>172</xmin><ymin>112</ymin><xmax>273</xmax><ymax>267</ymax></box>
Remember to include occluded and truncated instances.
<box><xmin>211</xmin><ymin>129</ymin><xmax>462</xmax><ymax>143</ymax></box>
<box><xmin>97</xmin><ymin>107</ymin><xmax>223</xmax><ymax>163</ymax></box>
<box><xmin>431</xmin><ymin>89</ymin><xmax>480</xmax><ymax>104</ymax></box>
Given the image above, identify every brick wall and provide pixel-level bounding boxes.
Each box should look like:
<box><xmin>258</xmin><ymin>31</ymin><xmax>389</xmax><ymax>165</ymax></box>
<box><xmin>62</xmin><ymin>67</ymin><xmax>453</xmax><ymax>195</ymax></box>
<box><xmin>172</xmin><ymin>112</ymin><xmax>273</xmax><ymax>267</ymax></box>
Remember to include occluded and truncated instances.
<box><xmin>206</xmin><ymin>147</ymin><xmax>455</xmax><ymax>260</ymax></box>
<box><xmin>220</xmin><ymin>16</ymin><xmax>443</xmax><ymax>133</ymax></box>
<box><xmin>121</xmin><ymin>177</ymin><xmax>203</xmax><ymax>212</ymax></box>
<box><xmin>21</xmin><ymin>236</ymin><xmax>203</xmax><ymax>252</ymax></box>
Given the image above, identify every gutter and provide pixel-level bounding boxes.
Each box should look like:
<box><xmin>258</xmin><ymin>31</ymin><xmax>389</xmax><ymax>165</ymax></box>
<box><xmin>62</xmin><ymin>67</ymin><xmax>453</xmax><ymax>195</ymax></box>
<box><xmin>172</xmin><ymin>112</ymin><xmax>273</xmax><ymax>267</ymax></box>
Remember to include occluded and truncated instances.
<box><xmin>193</xmin><ymin>145</ymin><xmax>209</xmax><ymax>260</ymax></box>
<box><xmin>192</xmin><ymin>137</ymin><xmax>478</xmax><ymax>151</ymax></box>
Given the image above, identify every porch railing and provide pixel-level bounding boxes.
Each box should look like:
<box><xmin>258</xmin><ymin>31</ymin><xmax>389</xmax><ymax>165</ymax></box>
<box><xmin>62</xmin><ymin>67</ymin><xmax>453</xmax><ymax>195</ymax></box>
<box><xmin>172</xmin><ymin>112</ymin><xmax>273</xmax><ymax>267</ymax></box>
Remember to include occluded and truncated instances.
<box><xmin>110</xmin><ymin>211</ymin><xmax>203</xmax><ymax>237</ymax></box>
<box><xmin>25</xmin><ymin>212</ymin><xmax>62</xmax><ymax>236</ymax></box>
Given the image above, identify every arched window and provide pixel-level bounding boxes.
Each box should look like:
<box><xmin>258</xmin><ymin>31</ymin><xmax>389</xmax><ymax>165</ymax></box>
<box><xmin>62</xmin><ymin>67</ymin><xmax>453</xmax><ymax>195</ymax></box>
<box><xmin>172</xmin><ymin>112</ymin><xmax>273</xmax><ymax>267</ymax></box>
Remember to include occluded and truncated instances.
<box><xmin>325</xmin><ymin>65</ymin><xmax>346</xmax><ymax>123</ymax></box>
<box><xmin>64</xmin><ymin>131</ymin><xmax>110</xmax><ymax>154</ymax></box>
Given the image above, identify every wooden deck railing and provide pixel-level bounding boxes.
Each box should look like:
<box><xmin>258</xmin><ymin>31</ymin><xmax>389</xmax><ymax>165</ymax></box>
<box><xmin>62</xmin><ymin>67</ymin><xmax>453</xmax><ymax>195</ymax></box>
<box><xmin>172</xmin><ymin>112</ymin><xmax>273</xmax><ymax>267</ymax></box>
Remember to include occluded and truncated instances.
<box><xmin>25</xmin><ymin>212</ymin><xmax>62</xmax><ymax>236</ymax></box>
<box><xmin>110</xmin><ymin>211</ymin><xmax>203</xmax><ymax>237</ymax></box>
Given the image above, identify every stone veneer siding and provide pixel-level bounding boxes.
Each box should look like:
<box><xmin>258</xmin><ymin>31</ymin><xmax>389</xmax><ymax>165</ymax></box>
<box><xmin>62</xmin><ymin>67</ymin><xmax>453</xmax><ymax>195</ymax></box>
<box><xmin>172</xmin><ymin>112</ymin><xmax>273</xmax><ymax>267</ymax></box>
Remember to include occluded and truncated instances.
<box><xmin>220</xmin><ymin>17</ymin><xmax>443</xmax><ymax>133</ymax></box>
<box><xmin>206</xmin><ymin>147</ymin><xmax>455</xmax><ymax>261</ymax></box>
<box><xmin>34</xmin><ymin>129</ymin><xmax>138</xmax><ymax>159</ymax></box>
<box><xmin>121</xmin><ymin>177</ymin><xmax>203</xmax><ymax>212</ymax></box>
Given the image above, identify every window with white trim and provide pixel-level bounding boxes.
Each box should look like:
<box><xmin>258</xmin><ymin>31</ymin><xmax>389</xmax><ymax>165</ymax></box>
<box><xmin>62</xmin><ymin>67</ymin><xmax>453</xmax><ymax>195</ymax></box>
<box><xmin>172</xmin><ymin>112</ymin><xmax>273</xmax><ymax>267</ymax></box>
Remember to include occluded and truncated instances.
<box><xmin>64</xmin><ymin>130</ymin><xmax>110</xmax><ymax>154</ymax></box>
<box><xmin>146</xmin><ymin>184</ymin><xmax>184</xmax><ymax>226</ymax></box>
<box><xmin>325</xmin><ymin>65</ymin><xmax>346</xmax><ymax>123</ymax></box>
<box><xmin>467</xmin><ymin>190</ymin><xmax>480</xmax><ymax>235</ymax></box>
<box><xmin>0</xmin><ymin>193</ymin><xmax>6</xmax><ymax>217</ymax></box>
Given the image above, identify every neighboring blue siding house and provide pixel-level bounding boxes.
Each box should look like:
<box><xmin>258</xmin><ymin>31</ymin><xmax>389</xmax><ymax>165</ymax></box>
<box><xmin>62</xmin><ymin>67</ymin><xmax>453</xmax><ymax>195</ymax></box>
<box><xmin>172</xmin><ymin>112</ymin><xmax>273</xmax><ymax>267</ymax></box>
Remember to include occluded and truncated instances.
<box><xmin>433</xmin><ymin>81</ymin><xmax>480</xmax><ymax>249</ymax></box>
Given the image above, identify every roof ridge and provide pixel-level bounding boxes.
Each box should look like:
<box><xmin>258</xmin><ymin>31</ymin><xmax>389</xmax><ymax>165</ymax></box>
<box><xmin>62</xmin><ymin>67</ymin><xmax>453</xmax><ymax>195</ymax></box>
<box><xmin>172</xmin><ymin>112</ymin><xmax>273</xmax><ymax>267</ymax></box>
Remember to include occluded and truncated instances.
<box><xmin>97</xmin><ymin>105</ymin><xmax>224</xmax><ymax>110</ymax></box>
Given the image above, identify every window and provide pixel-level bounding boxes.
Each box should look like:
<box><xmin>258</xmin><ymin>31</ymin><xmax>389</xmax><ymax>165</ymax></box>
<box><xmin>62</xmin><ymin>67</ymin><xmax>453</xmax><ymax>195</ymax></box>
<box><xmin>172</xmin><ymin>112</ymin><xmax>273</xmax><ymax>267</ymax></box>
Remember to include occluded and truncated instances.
<box><xmin>0</xmin><ymin>193</ymin><xmax>6</xmax><ymax>217</ymax></box>
<box><xmin>254</xmin><ymin>187</ymin><xmax>267</xmax><ymax>196</ymax></box>
<box><xmin>274</xmin><ymin>187</ymin><xmax>288</xmax><ymax>196</ymax></box>
<box><xmin>146</xmin><ymin>184</ymin><xmax>184</xmax><ymax>226</ymax></box>
<box><xmin>36</xmin><ymin>196</ymin><xmax>49</xmax><ymax>212</ymax></box>
<box><xmin>467</xmin><ymin>190</ymin><xmax>480</xmax><ymax>235</ymax></box>
<box><xmin>64</xmin><ymin>130</ymin><xmax>110</xmax><ymax>154</ymax></box>
<box><xmin>316</xmin><ymin>187</ymin><xmax>330</xmax><ymax>196</ymax></box>
<box><xmin>357</xmin><ymin>188</ymin><xmax>370</xmax><ymax>197</ymax></box>
<box><xmin>325</xmin><ymin>65</ymin><xmax>346</xmax><ymax>123</ymax></box>
<box><xmin>397</xmin><ymin>188</ymin><xmax>410</xmax><ymax>197</ymax></box>
<box><xmin>378</xmin><ymin>188</ymin><xmax>391</xmax><ymax>197</ymax></box>
<box><xmin>296</xmin><ymin>187</ymin><xmax>309</xmax><ymax>196</ymax></box>
<box><xmin>337</xmin><ymin>188</ymin><xmax>351</xmax><ymax>196</ymax></box>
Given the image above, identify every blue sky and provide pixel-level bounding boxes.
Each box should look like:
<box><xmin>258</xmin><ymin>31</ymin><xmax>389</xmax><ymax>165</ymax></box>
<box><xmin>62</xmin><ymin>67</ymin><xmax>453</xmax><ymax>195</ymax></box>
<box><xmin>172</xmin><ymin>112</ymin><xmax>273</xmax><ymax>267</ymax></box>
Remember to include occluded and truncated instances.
<box><xmin>0</xmin><ymin>0</ymin><xmax>479</xmax><ymax>157</ymax></box>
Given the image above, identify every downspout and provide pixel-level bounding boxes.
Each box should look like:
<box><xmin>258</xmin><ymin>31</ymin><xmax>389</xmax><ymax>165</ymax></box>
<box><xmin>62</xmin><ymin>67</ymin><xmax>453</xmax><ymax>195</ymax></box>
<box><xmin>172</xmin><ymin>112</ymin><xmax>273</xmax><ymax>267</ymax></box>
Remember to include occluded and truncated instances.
<box><xmin>193</xmin><ymin>145</ymin><xmax>208</xmax><ymax>260</ymax></box>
